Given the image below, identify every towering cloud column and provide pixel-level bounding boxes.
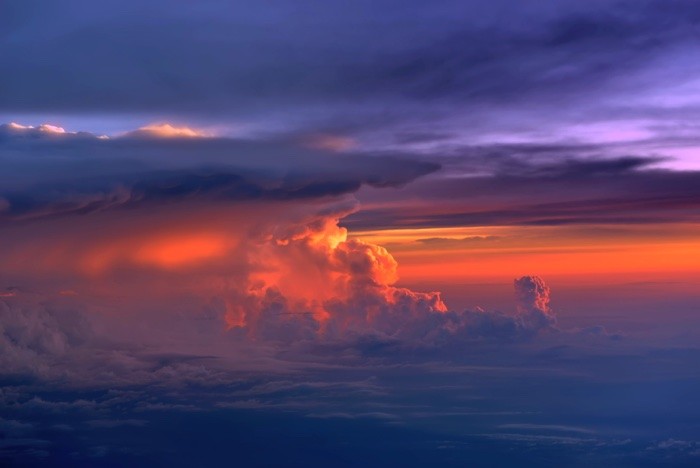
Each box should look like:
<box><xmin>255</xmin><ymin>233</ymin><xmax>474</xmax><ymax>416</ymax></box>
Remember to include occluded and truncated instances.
<box><xmin>514</xmin><ymin>275</ymin><xmax>556</xmax><ymax>329</ymax></box>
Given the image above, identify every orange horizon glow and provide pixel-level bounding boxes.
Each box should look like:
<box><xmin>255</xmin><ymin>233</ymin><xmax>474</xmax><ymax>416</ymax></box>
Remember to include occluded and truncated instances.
<box><xmin>350</xmin><ymin>224</ymin><xmax>700</xmax><ymax>283</ymax></box>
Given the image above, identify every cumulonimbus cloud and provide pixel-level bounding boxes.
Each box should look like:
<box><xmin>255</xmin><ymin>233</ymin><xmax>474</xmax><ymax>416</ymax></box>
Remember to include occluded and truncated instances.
<box><xmin>215</xmin><ymin>207</ymin><xmax>557</xmax><ymax>344</ymax></box>
<box><xmin>0</xmin><ymin>120</ymin><xmax>559</xmax><ymax>382</ymax></box>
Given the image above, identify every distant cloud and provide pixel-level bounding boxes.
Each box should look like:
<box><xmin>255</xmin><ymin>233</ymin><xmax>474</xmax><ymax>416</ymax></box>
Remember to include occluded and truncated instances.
<box><xmin>7</xmin><ymin>122</ymin><xmax>66</xmax><ymax>134</ymax></box>
<box><xmin>122</xmin><ymin>123</ymin><xmax>209</xmax><ymax>139</ymax></box>
<box><xmin>498</xmin><ymin>424</ymin><xmax>596</xmax><ymax>435</ymax></box>
<box><xmin>514</xmin><ymin>276</ymin><xmax>556</xmax><ymax>329</ymax></box>
<box><xmin>415</xmin><ymin>235</ymin><xmax>501</xmax><ymax>245</ymax></box>
<box><xmin>0</xmin><ymin>122</ymin><xmax>105</xmax><ymax>140</ymax></box>
<box><xmin>0</xmin><ymin>294</ymin><xmax>92</xmax><ymax>377</ymax></box>
<box><xmin>297</xmin><ymin>133</ymin><xmax>356</xmax><ymax>152</ymax></box>
<box><xmin>348</xmin><ymin>155</ymin><xmax>700</xmax><ymax>230</ymax></box>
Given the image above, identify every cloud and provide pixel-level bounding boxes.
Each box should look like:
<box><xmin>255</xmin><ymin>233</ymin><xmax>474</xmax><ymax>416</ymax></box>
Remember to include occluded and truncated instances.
<box><xmin>205</xmin><ymin>208</ymin><xmax>450</xmax><ymax>342</ymax></box>
<box><xmin>0</xmin><ymin>120</ymin><xmax>454</xmax><ymax>358</ymax></box>
<box><xmin>0</xmin><ymin>3</ymin><xmax>698</xmax><ymax>464</ymax></box>
<box><xmin>0</xmin><ymin>122</ymin><xmax>439</xmax><ymax>223</ymax></box>
<box><xmin>0</xmin><ymin>418</ymin><xmax>33</xmax><ymax>437</ymax></box>
<box><xmin>0</xmin><ymin>122</ymin><xmax>104</xmax><ymax>141</ymax></box>
<box><xmin>0</xmin><ymin>294</ymin><xmax>93</xmax><ymax>377</ymax></box>
<box><xmin>2</xmin><ymin>0</ymin><xmax>700</xmax><ymax>177</ymax></box>
<box><xmin>4</xmin><ymin>122</ymin><xmax>66</xmax><ymax>135</ymax></box>
<box><xmin>514</xmin><ymin>276</ymin><xmax>556</xmax><ymax>329</ymax></box>
<box><xmin>1</xmin><ymin>0</ymin><xmax>697</xmax><ymax>117</ymax></box>
<box><xmin>86</xmin><ymin>419</ymin><xmax>148</xmax><ymax>429</ymax></box>
<box><xmin>0</xmin><ymin>120</ymin><xmax>619</xmax><ymax>373</ymax></box>
<box><xmin>213</xmin><ymin>206</ymin><xmax>557</xmax><ymax>344</ymax></box>
<box><xmin>0</xmin><ymin>159</ymin><xmax>560</xmax><ymax>359</ymax></box>
<box><xmin>349</xmin><ymin>155</ymin><xmax>700</xmax><ymax>230</ymax></box>
<box><xmin>0</xmin><ymin>203</ymin><xmax>560</xmax><ymax>390</ymax></box>
<box><xmin>296</xmin><ymin>133</ymin><xmax>356</xmax><ymax>152</ymax></box>
<box><xmin>415</xmin><ymin>235</ymin><xmax>501</xmax><ymax>246</ymax></box>
<box><xmin>498</xmin><ymin>424</ymin><xmax>595</xmax><ymax>435</ymax></box>
<box><xmin>367</xmin><ymin>1</ymin><xmax>700</xmax><ymax>105</ymax></box>
<box><xmin>122</xmin><ymin>123</ymin><xmax>208</xmax><ymax>139</ymax></box>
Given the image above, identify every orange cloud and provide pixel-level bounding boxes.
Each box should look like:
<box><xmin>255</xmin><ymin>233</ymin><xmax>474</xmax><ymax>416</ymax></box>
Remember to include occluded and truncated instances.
<box><xmin>233</xmin><ymin>212</ymin><xmax>446</xmax><ymax>335</ymax></box>
<box><xmin>133</xmin><ymin>234</ymin><xmax>229</xmax><ymax>269</ymax></box>
<box><xmin>125</xmin><ymin>123</ymin><xmax>209</xmax><ymax>139</ymax></box>
<box><xmin>0</xmin><ymin>198</ymin><xmax>451</xmax><ymax>341</ymax></box>
<box><xmin>81</xmin><ymin>231</ymin><xmax>234</xmax><ymax>274</ymax></box>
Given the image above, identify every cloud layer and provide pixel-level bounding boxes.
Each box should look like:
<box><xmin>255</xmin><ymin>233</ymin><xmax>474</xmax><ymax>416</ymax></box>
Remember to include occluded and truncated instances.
<box><xmin>2</xmin><ymin>2</ymin><xmax>700</xmax><ymax>462</ymax></box>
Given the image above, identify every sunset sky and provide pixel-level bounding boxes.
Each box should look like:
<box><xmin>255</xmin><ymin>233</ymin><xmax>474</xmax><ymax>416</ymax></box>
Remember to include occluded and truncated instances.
<box><xmin>2</xmin><ymin>1</ymin><xmax>700</xmax><ymax>467</ymax></box>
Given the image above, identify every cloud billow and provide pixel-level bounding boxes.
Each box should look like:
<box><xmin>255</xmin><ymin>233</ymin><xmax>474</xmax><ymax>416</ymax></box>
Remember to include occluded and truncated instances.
<box><xmin>0</xmin><ymin>122</ymin><xmax>439</xmax><ymax>222</ymax></box>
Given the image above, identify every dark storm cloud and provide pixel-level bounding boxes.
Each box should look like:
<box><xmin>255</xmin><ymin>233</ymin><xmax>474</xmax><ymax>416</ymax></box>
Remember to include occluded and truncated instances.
<box><xmin>1</xmin><ymin>0</ymin><xmax>698</xmax><ymax>116</ymax></box>
<box><xmin>1</xmin><ymin>119</ymin><xmax>696</xmax><ymax>230</ymax></box>
<box><xmin>371</xmin><ymin>0</ymin><xmax>700</xmax><ymax>102</ymax></box>
<box><xmin>428</xmin><ymin>142</ymin><xmax>661</xmax><ymax>176</ymax></box>
<box><xmin>349</xmin><ymin>155</ymin><xmax>700</xmax><ymax>229</ymax></box>
<box><xmin>0</xmin><ymin>125</ymin><xmax>439</xmax><ymax>222</ymax></box>
<box><xmin>0</xmin><ymin>167</ymin><xmax>434</xmax><ymax>221</ymax></box>
<box><xmin>516</xmin><ymin>156</ymin><xmax>664</xmax><ymax>178</ymax></box>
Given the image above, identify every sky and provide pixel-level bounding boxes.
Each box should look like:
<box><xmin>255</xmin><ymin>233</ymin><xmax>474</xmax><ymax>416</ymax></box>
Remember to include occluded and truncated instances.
<box><xmin>1</xmin><ymin>1</ymin><xmax>700</xmax><ymax>466</ymax></box>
